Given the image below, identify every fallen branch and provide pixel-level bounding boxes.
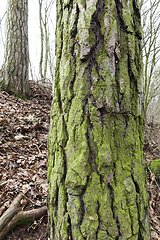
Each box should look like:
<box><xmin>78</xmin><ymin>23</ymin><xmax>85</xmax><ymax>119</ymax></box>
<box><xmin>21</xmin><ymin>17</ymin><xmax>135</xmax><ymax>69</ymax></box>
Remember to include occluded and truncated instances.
<box><xmin>0</xmin><ymin>193</ymin><xmax>47</xmax><ymax>240</ymax></box>
<box><xmin>0</xmin><ymin>206</ymin><xmax>47</xmax><ymax>240</ymax></box>
<box><xmin>0</xmin><ymin>193</ymin><xmax>22</xmax><ymax>232</ymax></box>
<box><xmin>0</xmin><ymin>206</ymin><xmax>6</xmax><ymax>217</ymax></box>
<box><xmin>21</xmin><ymin>192</ymin><xmax>42</xmax><ymax>207</ymax></box>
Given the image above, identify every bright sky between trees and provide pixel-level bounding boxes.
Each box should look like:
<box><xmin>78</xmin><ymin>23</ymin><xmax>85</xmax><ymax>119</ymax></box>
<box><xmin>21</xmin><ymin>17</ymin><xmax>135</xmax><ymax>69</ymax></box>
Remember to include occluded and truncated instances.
<box><xmin>0</xmin><ymin>1</ymin><xmax>56</xmax><ymax>80</ymax></box>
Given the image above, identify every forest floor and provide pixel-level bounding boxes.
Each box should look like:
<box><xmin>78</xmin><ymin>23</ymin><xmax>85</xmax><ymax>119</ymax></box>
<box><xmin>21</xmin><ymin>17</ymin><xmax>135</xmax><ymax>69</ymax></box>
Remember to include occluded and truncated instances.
<box><xmin>0</xmin><ymin>81</ymin><xmax>160</xmax><ymax>239</ymax></box>
<box><xmin>144</xmin><ymin>123</ymin><xmax>160</xmax><ymax>239</ymax></box>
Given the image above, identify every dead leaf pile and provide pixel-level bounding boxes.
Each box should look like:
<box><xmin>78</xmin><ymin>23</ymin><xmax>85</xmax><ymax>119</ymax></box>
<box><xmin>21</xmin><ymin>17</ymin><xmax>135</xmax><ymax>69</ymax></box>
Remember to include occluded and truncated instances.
<box><xmin>0</xmin><ymin>80</ymin><xmax>52</xmax><ymax>239</ymax></box>
<box><xmin>145</xmin><ymin>122</ymin><xmax>160</xmax><ymax>239</ymax></box>
<box><xmin>144</xmin><ymin>122</ymin><xmax>160</xmax><ymax>160</ymax></box>
<box><xmin>147</xmin><ymin>170</ymin><xmax>160</xmax><ymax>239</ymax></box>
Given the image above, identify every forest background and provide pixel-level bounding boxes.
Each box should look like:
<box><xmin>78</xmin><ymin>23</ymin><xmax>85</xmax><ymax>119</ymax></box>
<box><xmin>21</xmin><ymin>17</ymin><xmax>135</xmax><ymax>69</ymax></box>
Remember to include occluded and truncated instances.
<box><xmin>0</xmin><ymin>0</ymin><xmax>160</xmax><ymax>239</ymax></box>
<box><xmin>0</xmin><ymin>1</ymin><xmax>56</xmax><ymax>82</ymax></box>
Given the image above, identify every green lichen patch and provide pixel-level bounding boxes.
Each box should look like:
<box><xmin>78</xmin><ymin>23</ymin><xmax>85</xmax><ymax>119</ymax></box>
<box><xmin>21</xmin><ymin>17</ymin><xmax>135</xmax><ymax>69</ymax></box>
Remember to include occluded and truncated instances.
<box><xmin>67</xmin><ymin>195</ymin><xmax>84</xmax><ymax>239</ymax></box>
<box><xmin>117</xmin><ymin>57</ymin><xmax>131</xmax><ymax>112</ymax></box>
<box><xmin>95</xmin><ymin>51</ymin><xmax>115</xmax><ymax>109</ymax></box>
<box><xmin>80</xmin><ymin>173</ymin><xmax>101</xmax><ymax>239</ymax></box>
<box><xmin>128</xmin><ymin>33</ymin><xmax>138</xmax><ymax>79</ymax></box>
<box><xmin>99</xmin><ymin>190</ymin><xmax>119</xmax><ymax>238</ymax></box>
<box><xmin>97</xmin><ymin>230</ymin><xmax>114</xmax><ymax>240</ymax></box>
<box><xmin>150</xmin><ymin>159</ymin><xmax>160</xmax><ymax>184</ymax></box>
<box><xmin>59</xmin><ymin>56</ymin><xmax>75</xmax><ymax>112</ymax></box>
<box><xmin>119</xmin><ymin>0</ymin><xmax>134</xmax><ymax>33</ymax></box>
<box><xmin>65</xmin><ymin>117</ymin><xmax>90</xmax><ymax>195</ymax></box>
<box><xmin>17</xmin><ymin>94</ymin><xmax>27</xmax><ymax>101</ymax></box>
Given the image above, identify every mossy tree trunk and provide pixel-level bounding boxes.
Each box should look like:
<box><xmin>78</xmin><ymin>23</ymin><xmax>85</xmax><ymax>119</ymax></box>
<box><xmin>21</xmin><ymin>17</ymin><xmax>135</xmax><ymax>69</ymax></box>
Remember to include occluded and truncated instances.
<box><xmin>1</xmin><ymin>0</ymin><xmax>30</xmax><ymax>98</ymax></box>
<box><xmin>48</xmin><ymin>0</ymin><xmax>150</xmax><ymax>239</ymax></box>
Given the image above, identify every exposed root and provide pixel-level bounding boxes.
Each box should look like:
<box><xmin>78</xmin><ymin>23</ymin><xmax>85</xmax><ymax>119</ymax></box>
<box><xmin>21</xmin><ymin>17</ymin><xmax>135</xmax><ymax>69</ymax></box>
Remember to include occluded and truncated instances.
<box><xmin>0</xmin><ymin>193</ymin><xmax>47</xmax><ymax>240</ymax></box>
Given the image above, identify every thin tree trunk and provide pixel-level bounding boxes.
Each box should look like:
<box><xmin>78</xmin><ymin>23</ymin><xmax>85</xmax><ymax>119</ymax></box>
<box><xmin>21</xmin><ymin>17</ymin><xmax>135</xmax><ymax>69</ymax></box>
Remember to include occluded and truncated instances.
<box><xmin>39</xmin><ymin>0</ymin><xmax>44</xmax><ymax>80</ymax></box>
<box><xmin>38</xmin><ymin>0</ymin><xmax>54</xmax><ymax>82</ymax></box>
<box><xmin>48</xmin><ymin>0</ymin><xmax>150</xmax><ymax>239</ymax></box>
<box><xmin>43</xmin><ymin>6</ymin><xmax>49</xmax><ymax>80</ymax></box>
<box><xmin>2</xmin><ymin>0</ymin><xmax>30</xmax><ymax>98</ymax></box>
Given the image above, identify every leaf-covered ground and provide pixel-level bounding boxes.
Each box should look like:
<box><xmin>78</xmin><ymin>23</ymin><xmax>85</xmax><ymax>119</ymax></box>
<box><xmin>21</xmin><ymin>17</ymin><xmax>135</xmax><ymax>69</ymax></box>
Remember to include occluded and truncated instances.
<box><xmin>0</xmin><ymin>81</ymin><xmax>159</xmax><ymax>239</ymax></box>
<box><xmin>144</xmin><ymin>123</ymin><xmax>160</xmax><ymax>239</ymax></box>
<box><xmin>0</xmin><ymin>81</ymin><xmax>52</xmax><ymax>240</ymax></box>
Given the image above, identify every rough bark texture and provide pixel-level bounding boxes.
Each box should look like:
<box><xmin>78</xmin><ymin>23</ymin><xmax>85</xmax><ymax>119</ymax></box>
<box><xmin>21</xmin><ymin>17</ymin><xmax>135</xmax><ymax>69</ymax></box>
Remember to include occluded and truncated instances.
<box><xmin>48</xmin><ymin>0</ymin><xmax>150</xmax><ymax>239</ymax></box>
<box><xmin>1</xmin><ymin>0</ymin><xmax>30</xmax><ymax>97</ymax></box>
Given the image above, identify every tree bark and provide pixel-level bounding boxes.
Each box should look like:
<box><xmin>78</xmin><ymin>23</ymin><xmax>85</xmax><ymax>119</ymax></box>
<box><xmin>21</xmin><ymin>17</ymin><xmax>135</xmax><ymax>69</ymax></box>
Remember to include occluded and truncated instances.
<box><xmin>48</xmin><ymin>0</ymin><xmax>150</xmax><ymax>239</ymax></box>
<box><xmin>1</xmin><ymin>0</ymin><xmax>30</xmax><ymax>98</ymax></box>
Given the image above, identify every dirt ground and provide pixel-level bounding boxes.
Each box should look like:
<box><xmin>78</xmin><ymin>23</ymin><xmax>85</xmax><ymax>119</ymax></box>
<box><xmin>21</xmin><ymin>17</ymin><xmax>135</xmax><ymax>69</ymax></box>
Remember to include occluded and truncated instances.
<box><xmin>0</xmin><ymin>81</ymin><xmax>160</xmax><ymax>239</ymax></box>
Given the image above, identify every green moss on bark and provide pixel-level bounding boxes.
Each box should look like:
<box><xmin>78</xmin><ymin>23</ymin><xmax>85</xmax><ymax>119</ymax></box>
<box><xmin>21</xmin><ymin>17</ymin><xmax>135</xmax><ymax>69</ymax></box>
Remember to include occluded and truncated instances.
<box><xmin>48</xmin><ymin>0</ymin><xmax>150</xmax><ymax>239</ymax></box>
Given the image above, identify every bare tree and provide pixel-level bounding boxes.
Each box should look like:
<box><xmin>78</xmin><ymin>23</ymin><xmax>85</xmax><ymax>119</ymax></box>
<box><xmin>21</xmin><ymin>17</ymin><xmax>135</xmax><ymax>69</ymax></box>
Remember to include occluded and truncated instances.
<box><xmin>0</xmin><ymin>9</ymin><xmax>6</xmax><ymax>72</ymax></box>
<box><xmin>38</xmin><ymin>0</ymin><xmax>55</xmax><ymax>84</ymax></box>
<box><xmin>0</xmin><ymin>0</ymin><xmax>30</xmax><ymax>98</ymax></box>
<box><xmin>141</xmin><ymin>0</ymin><xmax>160</xmax><ymax>120</ymax></box>
<box><xmin>0</xmin><ymin>11</ymin><xmax>6</xmax><ymax>49</ymax></box>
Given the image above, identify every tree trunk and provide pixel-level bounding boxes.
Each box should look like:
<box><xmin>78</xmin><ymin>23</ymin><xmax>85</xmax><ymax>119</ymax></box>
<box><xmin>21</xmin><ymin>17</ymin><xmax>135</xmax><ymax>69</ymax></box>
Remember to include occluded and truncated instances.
<box><xmin>48</xmin><ymin>0</ymin><xmax>150</xmax><ymax>239</ymax></box>
<box><xmin>1</xmin><ymin>0</ymin><xmax>30</xmax><ymax>98</ymax></box>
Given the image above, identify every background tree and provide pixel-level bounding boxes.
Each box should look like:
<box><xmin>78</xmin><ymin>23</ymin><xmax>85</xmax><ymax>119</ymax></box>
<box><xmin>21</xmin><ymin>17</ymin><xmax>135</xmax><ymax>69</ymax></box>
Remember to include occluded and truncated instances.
<box><xmin>0</xmin><ymin>11</ymin><xmax>6</xmax><ymax>59</ymax></box>
<box><xmin>141</xmin><ymin>0</ymin><xmax>160</xmax><ymax>120</ymax></box>
<box><xmin>0</xmin><ymin>0</ymin><xmax>30</xmax><ymax>98</ymax></box>
<box><xmin>48</xmin><ymin>0</ymin><xmax>150</xmax><ymax>239</ymax></box>
<box><xmin>38</xmin><ymin>0</ymin><xmax>55</xmax><ymax>83</ymax></box>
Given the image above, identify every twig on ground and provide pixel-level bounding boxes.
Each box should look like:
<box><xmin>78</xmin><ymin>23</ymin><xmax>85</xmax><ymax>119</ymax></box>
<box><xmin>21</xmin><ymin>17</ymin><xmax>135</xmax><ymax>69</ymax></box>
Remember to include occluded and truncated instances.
<box><xmin>21</xmin><ymin>192</ymin><xmax>42</xmax><ymax>207</ymax></box>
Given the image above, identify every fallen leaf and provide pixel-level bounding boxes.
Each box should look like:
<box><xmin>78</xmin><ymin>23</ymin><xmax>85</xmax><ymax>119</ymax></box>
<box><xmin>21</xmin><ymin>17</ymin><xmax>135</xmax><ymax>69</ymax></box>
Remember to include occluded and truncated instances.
<box><xmin>15</xmin><ymin>134</ymin><xmax>26</xmax><ymax>141</ymax></box>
